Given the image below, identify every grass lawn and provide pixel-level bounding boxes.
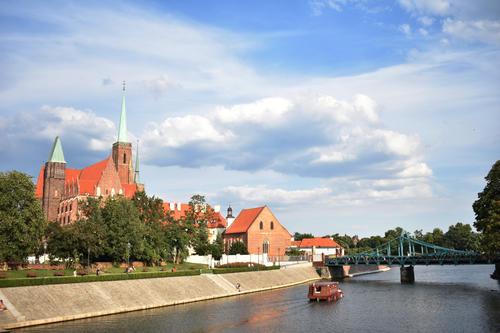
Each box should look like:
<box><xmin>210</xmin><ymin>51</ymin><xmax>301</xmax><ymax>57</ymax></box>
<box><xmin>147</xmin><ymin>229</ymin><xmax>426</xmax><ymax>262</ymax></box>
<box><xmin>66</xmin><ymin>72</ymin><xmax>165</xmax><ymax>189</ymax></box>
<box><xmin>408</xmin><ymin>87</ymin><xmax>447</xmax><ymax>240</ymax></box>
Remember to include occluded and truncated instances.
<box><xmin>0</xmin><ymin>262</ymin><xmax>207</xmax><ymax>279</ymax></box>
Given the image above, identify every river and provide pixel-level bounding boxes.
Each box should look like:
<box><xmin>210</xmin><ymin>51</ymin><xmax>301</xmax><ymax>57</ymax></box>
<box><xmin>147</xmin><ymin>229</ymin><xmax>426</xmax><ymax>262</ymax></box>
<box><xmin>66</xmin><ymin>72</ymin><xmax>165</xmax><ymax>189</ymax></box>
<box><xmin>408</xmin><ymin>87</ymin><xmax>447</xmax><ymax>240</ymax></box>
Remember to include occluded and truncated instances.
<box><xmin>15</xmin><ymin>265</ymin><xmax>500</xmax><ymax>332</ymax></box>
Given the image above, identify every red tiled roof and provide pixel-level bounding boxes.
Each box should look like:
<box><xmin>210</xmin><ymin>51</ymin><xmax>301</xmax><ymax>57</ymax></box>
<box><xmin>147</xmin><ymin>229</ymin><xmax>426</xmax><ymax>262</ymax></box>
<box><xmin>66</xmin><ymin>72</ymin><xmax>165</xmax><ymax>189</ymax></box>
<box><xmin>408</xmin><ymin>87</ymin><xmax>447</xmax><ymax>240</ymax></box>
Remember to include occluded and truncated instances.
<box><xmin>35</xmin><ymin>166</ymin><xmax>83</xmax><ymax>198</ymax></box>
<box><xmin>121</xmin><ymin>184</ymin><xmax>138</xmax><ymax>199</ymax></box>
<box><xmin>296</xmin><ymin>237</ymin><xmax>341</xmax><ymax>248</ymax></box>
<box><xmin>78</xmin><ymin>158</ymin><xmax>110</xmax><ymax>195</ymax></box>
<box><xmin>162</xmin><ymin>202</ymin><xmax>227</xmax><ymax>228</ymax></box>
<box><xmin>224</xmin><ymin>206</ymin><xmax>265</xmax><ymax>234</ymax></box>
<box><xmin>35</xmin><ymin>166</ymin><xmax>45</xmax><ymax>198</ymax></box>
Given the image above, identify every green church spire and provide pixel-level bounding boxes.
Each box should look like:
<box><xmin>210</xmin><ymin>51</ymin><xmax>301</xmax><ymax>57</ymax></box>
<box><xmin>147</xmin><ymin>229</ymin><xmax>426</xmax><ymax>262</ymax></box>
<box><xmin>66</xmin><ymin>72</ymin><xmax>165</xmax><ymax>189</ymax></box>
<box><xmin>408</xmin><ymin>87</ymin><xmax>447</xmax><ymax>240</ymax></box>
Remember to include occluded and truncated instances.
<box><xmin>48</xmin><ymin>136</ymin><xmax>66</xmax><ymax>163</ymax></box>
<box><xmin>117</xmin><ymin>81</ymin><xmax>128</xmax><ymax>143</ymax></box>
<box><xmin>134</xmin><ymin>140</ymin><xmax>140</xmax><ymax>184</ymax></box>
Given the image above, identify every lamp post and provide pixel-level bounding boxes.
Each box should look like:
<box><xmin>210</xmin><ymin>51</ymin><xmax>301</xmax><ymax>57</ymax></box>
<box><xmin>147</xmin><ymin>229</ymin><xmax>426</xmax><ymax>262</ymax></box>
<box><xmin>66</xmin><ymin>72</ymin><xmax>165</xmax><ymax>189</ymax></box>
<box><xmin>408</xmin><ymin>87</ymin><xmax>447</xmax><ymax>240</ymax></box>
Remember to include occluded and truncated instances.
<box><xmin>278</xmin><ymin>248</ymin><xmax>280</xmax><ymax>267</ymax></box>
<box><xmin>127</xmin><ymin>242</ymin><xmax>131</xmax><ymax>273</ymax></box>
<box><xmin>42</xmin><ymin>241</ymin><xmax>47</xmax><ymax>282</ymax></box>
<box><xmin>87</xmin><ymin>247</ymin><xmax>90</xmax><ymax>275</ymax></box>
<box><xmin>257</xmin><ymin>246</ymin><xmax>260</xmax><ymax>271</ymax></box>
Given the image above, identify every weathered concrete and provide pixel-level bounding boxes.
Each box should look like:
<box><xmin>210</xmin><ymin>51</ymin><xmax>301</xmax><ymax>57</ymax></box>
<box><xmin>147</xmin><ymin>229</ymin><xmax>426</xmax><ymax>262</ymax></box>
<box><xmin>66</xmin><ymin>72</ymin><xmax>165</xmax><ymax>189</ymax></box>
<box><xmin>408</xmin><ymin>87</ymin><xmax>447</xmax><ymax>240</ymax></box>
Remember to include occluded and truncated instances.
<box><xmin>400</xmin><ymin>265</ymin><xmax>415</xmax><ymax>284</ymax></box>
<box><xmin>0</xmin><ymin>264</ymin><xmax>320</xmax><ymax>330</ymax></box>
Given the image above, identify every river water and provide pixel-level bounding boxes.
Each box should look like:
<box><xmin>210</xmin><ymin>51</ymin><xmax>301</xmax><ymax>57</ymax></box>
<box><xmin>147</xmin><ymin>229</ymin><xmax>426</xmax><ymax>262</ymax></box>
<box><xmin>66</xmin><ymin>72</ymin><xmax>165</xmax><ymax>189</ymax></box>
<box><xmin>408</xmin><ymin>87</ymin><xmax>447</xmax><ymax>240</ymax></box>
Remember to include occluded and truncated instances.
<box><xmin>16</xmin><ymin>265</ymin><xmax>500</xmax><ymax>333</ymax></box>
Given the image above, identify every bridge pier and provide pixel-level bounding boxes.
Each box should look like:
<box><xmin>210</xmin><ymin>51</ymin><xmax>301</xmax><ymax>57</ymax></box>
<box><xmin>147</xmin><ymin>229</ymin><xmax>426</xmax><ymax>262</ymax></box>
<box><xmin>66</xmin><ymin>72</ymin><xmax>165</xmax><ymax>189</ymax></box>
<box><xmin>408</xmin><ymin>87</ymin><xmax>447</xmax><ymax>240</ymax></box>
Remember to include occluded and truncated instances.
<box><xmin>400</xmin><ymin>265</ymin><xmax>414</xmax><ymax>284</ymax></box>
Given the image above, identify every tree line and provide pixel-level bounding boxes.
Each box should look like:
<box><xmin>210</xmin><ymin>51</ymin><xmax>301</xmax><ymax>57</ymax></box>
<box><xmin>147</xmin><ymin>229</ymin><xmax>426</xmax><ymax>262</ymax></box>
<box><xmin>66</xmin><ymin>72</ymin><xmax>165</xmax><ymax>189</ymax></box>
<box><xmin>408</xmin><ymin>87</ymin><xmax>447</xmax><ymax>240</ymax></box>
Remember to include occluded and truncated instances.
<box><xmin>0</xmin><ymin>170</ymin><xmax>224</xmax><ymax>268</ymax></box>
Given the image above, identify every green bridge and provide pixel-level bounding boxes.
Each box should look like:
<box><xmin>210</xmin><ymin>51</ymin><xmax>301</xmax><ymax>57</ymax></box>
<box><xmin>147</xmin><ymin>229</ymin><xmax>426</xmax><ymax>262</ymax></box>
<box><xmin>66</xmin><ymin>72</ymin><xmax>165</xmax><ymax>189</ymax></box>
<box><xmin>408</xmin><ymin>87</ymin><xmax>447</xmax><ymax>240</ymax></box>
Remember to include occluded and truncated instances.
<box><xmin>325</xmin><ymin>230</ymin><xmax>494</xmax><ymax>283</ymax></box>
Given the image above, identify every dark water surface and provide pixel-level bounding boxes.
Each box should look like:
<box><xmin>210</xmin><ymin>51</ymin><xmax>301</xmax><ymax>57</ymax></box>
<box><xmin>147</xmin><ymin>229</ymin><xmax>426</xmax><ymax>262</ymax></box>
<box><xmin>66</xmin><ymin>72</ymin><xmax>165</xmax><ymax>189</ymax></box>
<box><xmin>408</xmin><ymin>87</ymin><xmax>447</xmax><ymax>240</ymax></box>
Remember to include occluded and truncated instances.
<box><xmin>16</xmin><ymin>265</ymin><xmax>500</xmax><ymax>333</ymax></box>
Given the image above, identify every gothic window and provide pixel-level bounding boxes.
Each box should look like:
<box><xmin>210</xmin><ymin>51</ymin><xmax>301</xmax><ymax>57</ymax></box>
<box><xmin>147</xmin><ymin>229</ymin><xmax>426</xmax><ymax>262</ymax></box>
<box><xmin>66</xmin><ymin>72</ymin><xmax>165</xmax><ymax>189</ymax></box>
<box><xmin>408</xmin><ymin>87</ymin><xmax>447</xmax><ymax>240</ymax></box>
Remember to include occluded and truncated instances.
<box><xmin>270</xmin><ymin>221</ymin><xmax>274</xmax><ymax>230</ymax></box>
<box><xmin>260</xmin><ymin>221</ymin><xmax>263</xmax><ymax>229</ymax></box>
<box><xmin>57</xmin><ymin>207</ymin><xmax>59</xmax><ymax>214</ymax></box>
<box><xmin>123</xmin><ymin>152</ymin><xmax>127</xmax><ymax>163</ymax></box>
<box><xmin>263</xmin><ymin>240</ymin><xmax>269</xmax><ymax>254</ymax></box>
<box><xmin>106</xmin><ymin>189</ymin><xmax>109</xmax><ymax>195</ymax></box>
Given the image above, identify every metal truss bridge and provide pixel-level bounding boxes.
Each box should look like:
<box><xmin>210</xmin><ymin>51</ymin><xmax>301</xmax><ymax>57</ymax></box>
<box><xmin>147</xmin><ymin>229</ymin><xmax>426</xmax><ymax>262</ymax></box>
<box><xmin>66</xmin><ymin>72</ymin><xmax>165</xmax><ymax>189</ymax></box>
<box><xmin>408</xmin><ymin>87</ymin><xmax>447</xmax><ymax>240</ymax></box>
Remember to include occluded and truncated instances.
<box><xmin>325</xmin><ymin>230</ymin><xmax>486</xmax><ymax>267</ymax></box>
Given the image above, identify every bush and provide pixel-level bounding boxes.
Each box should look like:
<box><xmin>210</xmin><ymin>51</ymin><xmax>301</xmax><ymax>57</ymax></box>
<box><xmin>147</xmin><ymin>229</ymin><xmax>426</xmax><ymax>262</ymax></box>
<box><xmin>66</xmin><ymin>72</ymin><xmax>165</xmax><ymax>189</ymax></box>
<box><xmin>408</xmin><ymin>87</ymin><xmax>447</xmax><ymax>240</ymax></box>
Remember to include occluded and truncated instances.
<box><xmin>228</xmin><ymin>241</ymin><xmax>249</xmax><ymax>255</ymax></box>
<box><xmin>78</xmin><ymin>270</ymin><xmax>88</xmax><ymax>276</ymax></box>
<box><xmin>53</xmin><ymin>271</ymin><xmax>64</xmax><ymax>276</ymax></box>
<box><xmin>213</xmin><ymin>265</ymin><xmax>280</xmax><ymax>274</ymax></box>
<box><xmin>177</xmin><ymin>266</ymin><xmax>183</xmax><ymax>270</ymax></box>
<box><xmin>142</xmin><ymin>268</ymin><xmax>150</xmax><ymax>272</ymax></box>
<box><xmin>27</xmin><ymin>272</ymin><xmax>38</xmax><ymax>277</ymax></box>
<box><xmin>161</xmin><ymin>267</ymin><xmax>167</xmax><ymax>271</ymax></box>
<box><xmin>218</xmin><ymin>262</ymin><xmax>265</xmax><ymax>268</ymax></box>
<box><xmin>190</xmin><ymin>266</ymin><xmax>196</xmax><ymax>269</ymax></box>
<box><xmin>0</xmin><ymin>273</ymin><xmax>7</xmax><ymax>278</ymax></box>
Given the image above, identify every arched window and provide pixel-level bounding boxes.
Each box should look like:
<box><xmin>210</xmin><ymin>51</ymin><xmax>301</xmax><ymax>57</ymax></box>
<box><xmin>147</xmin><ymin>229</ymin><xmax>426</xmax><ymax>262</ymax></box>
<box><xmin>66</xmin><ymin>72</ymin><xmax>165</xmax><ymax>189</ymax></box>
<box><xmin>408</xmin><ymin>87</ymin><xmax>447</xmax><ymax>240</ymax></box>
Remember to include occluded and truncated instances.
<box><xmin>263</xmin><ymin>240</ymin><xmax>269</xmax><ymax>254</ymax></box>
<box><xmin>123</xmin><ymin>152</ymin><xmax>127</xmax><ymax>163</ymax></box>
<box><xmin>270</xmin><ymin>221</ymin><xmax>274</xmax><ymax>230</ymax></box>
<box><xmin>260</xmin><ymin>221</ymin><xmax>263</xmax><ymax>229</ymax></box>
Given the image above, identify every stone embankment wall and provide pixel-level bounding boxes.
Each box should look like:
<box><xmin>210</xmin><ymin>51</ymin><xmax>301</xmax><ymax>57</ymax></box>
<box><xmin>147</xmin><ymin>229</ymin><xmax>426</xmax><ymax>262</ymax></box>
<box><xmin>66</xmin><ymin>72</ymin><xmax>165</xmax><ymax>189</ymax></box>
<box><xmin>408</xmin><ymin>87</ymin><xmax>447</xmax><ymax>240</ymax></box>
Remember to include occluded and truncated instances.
<box><xmin>326</xmin><ymin>265</ymin><xmax>390</xmax><ymax>279</ymax></box>
<box><xmin>0</xmin><ymin>263</ymin><xmax>320</xmax><ymax>330</ymax></box>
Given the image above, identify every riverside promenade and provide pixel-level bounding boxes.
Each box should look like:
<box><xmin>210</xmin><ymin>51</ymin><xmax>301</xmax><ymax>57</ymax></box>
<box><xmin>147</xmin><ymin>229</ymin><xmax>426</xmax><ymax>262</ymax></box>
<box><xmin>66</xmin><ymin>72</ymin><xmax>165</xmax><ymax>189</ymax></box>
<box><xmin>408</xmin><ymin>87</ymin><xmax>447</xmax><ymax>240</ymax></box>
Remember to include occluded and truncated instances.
<box><xmin>0</xmin><ymin>263</ymin><xmax>321</xmax><ymax>330</ymax></box>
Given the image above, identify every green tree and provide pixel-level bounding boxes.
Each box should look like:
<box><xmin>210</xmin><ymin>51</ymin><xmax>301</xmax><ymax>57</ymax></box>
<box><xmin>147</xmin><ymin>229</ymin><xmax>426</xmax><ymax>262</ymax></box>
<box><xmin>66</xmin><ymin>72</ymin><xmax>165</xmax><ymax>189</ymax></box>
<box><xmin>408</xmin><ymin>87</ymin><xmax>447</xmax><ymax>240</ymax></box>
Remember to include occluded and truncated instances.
<box><xmin>228</xmin><ymin>241</ymin><xmax>249</xmax><ymax>255</ymax></box>
<box><xmin>0</xmin><ymin>171</ymin><xmax>47</xmax><ymax>267</ymax></box>
<box><xmin>98</xmin><ymin>196</ymin><xmax>145</xmax><ymax>263</ymax></box>
<box><xmin>132</xmin><ymin>191</ymin><xmax>169</xmax><ymax>265</ymax></box>
<box><xmin>209</xmin><ymin>233</ymin><xmax>224</xmax><ymax>260</ymax></box>
<box><xmin>443</xmin><ymin>222</ymin><xmax>481</xmax><ymax>252</ymax></box>
<box><xmin>293</xmin><ymin>232</ymin><xmax>314</xmax><ymax>241</ymax></box>
<box><xmin>473</xmin><ymin>160</ymin><xmax>500</xmax><ymax>255</ymax></box>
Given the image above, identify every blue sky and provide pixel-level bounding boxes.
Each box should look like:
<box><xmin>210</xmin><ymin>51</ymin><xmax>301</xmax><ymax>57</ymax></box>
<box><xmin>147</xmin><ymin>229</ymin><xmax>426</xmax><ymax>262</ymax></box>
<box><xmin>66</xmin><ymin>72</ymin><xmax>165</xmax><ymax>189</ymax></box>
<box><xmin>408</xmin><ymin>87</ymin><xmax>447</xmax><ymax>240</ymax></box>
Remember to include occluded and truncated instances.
<box><xmin>1</xmin><ymin>0</ymin><xmax>499</xmax><ymax>237</ymax></box>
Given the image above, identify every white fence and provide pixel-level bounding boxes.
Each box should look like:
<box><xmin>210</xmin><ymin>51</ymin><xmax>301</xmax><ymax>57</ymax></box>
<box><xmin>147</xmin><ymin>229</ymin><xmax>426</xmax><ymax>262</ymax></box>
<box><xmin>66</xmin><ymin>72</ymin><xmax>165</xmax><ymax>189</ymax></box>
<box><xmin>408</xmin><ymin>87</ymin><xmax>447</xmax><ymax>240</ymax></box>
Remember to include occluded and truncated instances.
<box><xmin>186</xmin><ymin>254</ymin><xmax>311</xmax><ymax>268</ymax></box>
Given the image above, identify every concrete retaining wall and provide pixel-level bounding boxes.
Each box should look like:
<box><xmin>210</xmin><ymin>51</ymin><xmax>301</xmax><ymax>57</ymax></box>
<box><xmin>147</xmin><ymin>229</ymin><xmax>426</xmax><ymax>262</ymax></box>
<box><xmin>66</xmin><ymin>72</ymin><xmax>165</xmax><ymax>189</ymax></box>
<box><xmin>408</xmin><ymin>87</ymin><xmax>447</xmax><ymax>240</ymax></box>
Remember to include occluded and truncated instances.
<box><xmin>0</xmin><ymin>263</ymin><xmax>320</xmax><ymax>330</ymax></box>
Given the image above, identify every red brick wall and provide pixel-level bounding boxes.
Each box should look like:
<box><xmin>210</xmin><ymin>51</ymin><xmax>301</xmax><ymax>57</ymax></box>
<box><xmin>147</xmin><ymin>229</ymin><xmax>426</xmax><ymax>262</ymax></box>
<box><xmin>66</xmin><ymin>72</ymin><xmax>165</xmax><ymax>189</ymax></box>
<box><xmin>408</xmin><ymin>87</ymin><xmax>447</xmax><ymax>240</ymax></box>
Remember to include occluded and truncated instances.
<box><xmin>97</xmin><ymin>158</ymin><xmax>123</xmax><ymax>198</ymax></box>
<box><xmin>246</xmin><ymin>207</ymin><xmax>291</xmax><ymax>257</ymax></box>
<box><xmin>112</xmin><ymin>142</ymin><xmax>133</xmax><ymax>185</ymax></box>
<box><xmin>42</xmin><ymin>162</ymin><xmax>66</xmax><ymax>222</ymax></box>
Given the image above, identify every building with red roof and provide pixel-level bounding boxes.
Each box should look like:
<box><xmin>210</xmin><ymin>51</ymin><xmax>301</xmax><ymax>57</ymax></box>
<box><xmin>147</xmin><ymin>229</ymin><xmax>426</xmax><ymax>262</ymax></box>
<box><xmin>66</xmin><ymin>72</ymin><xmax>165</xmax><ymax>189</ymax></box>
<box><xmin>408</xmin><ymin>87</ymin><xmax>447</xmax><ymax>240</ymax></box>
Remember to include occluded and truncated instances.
<box><xmin>35</xmin><ymin>88</ymin><xmax>144</xmax><ymax>225</ymax></box>
<box><xmin>222</xmin><ymin>205</ymin><xmax>292</xmax><ymax>257</ymax></box>
<box><xmin>292</xmin><ymin>237</ymin><xmax>344</xmax><ymax>257</ymax></box>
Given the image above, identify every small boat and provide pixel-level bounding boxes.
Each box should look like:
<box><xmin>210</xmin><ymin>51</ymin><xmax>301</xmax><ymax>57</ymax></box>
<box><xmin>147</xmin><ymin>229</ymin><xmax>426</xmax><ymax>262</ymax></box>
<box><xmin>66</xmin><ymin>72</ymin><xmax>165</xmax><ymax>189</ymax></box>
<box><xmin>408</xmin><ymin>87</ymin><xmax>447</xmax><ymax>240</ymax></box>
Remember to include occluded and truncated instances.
<box><xmin>308</xmin><ymin>281</ymin><xmax>344</xmax><ymax>302</ymax></box>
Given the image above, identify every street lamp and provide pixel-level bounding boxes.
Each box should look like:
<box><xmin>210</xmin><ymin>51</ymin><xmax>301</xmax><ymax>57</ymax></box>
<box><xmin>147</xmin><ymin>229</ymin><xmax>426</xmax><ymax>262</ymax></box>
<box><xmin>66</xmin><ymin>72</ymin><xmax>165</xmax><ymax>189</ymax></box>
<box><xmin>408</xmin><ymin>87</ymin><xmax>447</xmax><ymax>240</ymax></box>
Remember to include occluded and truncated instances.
<box><xmin>127</xmin><ymin>242</ymin><xmax>131</xmax><ymax>273</ymax></box>
<box><xmin>87</xmin><ymin>247</ymin><xmax>90</xmax><ymax>275</ymax></box>
<box><xmin>278</xmin><ymin>248</ymin><xmax>280</xmax><ymax>267</ymax></box>
<box><xmin>42</xmin><ymin>241</ymin><xmax>47</xmax><ymax>282</ymax></box>
<box><xmin>257</xmin><ymin>246</ymin><xmax>260</xmax><ymax>271</ymax></box>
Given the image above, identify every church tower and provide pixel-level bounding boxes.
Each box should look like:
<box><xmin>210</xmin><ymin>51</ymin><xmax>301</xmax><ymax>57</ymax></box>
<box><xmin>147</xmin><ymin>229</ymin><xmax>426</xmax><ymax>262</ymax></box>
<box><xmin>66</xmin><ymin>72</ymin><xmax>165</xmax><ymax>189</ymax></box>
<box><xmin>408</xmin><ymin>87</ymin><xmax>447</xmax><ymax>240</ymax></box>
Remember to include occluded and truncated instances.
<box><xmin>112</xmin><ymin>82</ymin><xmax>134</xmax><ymax>185</ymax></box>
<box><xmin>42</xmin><ymin>136</ymin><xmax>66</xmax><ymax>222</ymax></box>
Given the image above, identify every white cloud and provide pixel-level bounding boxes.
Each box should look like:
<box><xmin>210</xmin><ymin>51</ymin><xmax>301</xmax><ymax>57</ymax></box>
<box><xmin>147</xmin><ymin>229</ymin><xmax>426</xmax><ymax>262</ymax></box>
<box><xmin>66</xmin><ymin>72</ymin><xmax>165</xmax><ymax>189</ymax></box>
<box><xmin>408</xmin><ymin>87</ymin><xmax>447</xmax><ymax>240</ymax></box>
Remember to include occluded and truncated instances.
<box><xmin>443</xmin><ymin>18</ymin><xmax>500</xmax><ymax>45</ymax></box>
<box><xmin>38</xmin><ymin>106</ymin><xmax>116</xmax><ymax>151</ymax></box>
<box><xmin>418</xmin><ymin>16</ymin><xmax>435</xmax><ymax>26</ymax></box>
<box><xmin>214</xmin><ymin>97</ymin><xmax>293</xmax><ymax>126</ymax></box>
<box><xmin>373</xmin><ymin>129</ymin><xmax>420</xmax><ymax>156</ymax></box>
<box><xmin>398</xmin><ymin>0</ymin><xmax>451</xmax><ymax>16</ymax></box>
<box><xmin>222</xmin><ymin>185</ymin><xmax>331</xmax><ymax>204</ymax></box>
<box><xmin>396</xmin><ymin>162</ymin><xmax>433</xmax><ymax>178</ymax></box>
<box><xmin>419</xmin><ymin>28</ymin><xmax>428</xmax><ymax>36</ymax></box>
<box><xmin>399</xmin><ymin>24</ymin><xmax>412</xmax><ymax>36</ymax></box>
<box><xmin>142</xmin><ymin>115</ymin><xmax>233</xmax><ymax>148</ymax></box>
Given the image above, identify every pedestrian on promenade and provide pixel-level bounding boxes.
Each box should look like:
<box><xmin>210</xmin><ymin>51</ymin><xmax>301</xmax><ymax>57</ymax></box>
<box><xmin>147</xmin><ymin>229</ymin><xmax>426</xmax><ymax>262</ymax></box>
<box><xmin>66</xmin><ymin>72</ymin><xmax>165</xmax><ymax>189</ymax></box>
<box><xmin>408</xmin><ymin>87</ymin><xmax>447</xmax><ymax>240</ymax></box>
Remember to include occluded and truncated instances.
<box><xmin>0</xmin><ymin>299</ymin><xmax>7</xmax><ymax>311</ymax></box>
<box><xmin>73</xmin><ymin>269</ymin><xmax>77</xmax><ymax>277</ymax></box>
<box><xmin>236</xmin><ymin>283</ymin><xmax>241</xmax><ymax>292</ymax></box>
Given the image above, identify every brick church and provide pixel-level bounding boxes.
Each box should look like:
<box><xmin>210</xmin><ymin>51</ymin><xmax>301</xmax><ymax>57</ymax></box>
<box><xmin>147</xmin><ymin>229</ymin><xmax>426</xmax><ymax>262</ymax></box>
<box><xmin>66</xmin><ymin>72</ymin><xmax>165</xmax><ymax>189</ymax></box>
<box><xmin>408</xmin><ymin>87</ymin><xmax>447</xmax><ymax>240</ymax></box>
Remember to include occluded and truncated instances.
<box><xmin>35</xmin><ymin>88</ymin><xmax>144</xmax><ymax>225</ymax></box>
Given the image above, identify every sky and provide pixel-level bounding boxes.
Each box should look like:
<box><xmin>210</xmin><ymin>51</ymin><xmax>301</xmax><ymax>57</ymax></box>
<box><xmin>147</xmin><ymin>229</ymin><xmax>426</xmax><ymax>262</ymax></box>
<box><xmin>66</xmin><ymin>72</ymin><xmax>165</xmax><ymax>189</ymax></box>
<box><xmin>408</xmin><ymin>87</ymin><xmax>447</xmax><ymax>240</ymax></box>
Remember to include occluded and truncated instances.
<box><xmin>0</xmin><ymin>0</ymin><xmax>499</xmax><ymax>238</ymax></box>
